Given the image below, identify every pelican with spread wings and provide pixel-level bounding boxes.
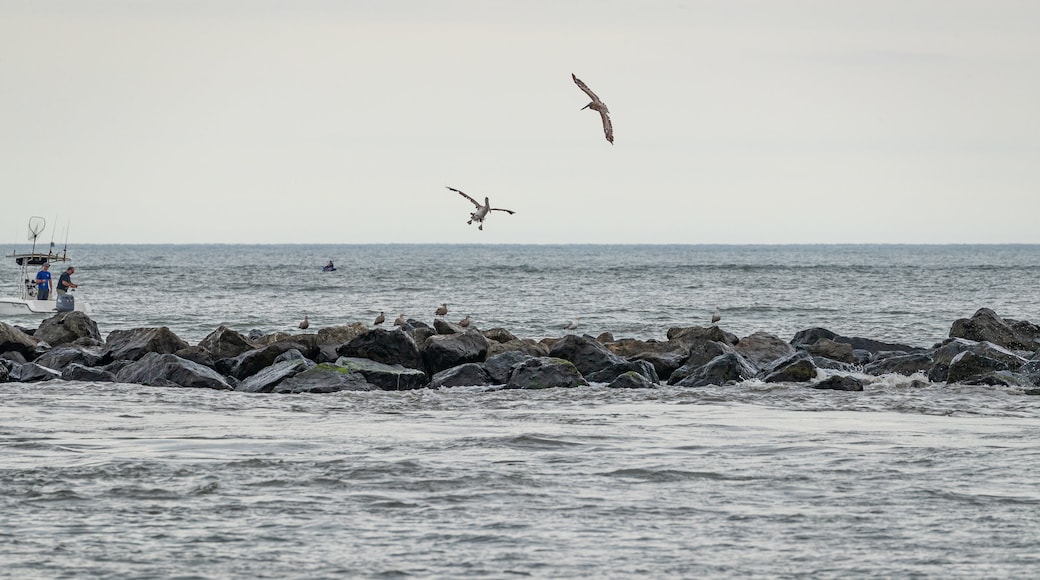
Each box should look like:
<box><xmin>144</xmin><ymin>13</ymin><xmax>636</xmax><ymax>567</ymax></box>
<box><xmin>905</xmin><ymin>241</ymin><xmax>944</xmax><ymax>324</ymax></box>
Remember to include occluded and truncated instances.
<box><xmin>446</xmin><ymin>186</ymin><xmax>515</xmax><ymax>231</ymax></box>
<box><xmin>572</xmin><ymin>73</ymin><xmax>613</xmax><ymax>144</ymax></box>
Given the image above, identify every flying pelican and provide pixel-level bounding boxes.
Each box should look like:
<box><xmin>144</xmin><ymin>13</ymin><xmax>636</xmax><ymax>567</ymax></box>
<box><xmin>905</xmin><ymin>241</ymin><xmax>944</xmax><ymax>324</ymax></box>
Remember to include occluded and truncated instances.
<box><xmin>374</xmin><ymin>311</ymin><xmax>385</xmax><ymax>325</ymax></box>
<box><xmin>298</xmin><ymin>315</ymin><xmax>310</xmax><ymax>330</ymax></box>
<box><xmin>572</xmin><ymin>73</ymin><xmax>613</xmax><ymax>144</ymax></box>
<box><xmin>458</xmin><ymin>315</ymin><xmax>471</xmax><ymax>328</ymax></box>
<box><xmin>446</xmin><ymin>186</ymin><xmax>515</xmax><ymax>231</ymax></box>
<box><xmin>711</xmin><ymin>307</ymin><xmax>721</xmax><ymax>325</ymax></box>
<box><xmin>393</xmin><ymin>314</ymin><xmax>406</xmax><ymax>326</ymax></box>
<box><xmin>435</xmin><ymin>303</ymin><xmax>448</xmax><ymax>317</ymax></box>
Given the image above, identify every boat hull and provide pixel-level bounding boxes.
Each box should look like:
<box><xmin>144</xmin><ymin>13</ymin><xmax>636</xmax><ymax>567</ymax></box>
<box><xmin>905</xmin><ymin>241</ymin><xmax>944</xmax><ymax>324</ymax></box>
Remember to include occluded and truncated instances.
<box><xmin>0</xmin><ymin>297</ymin><xmax>93</xmax><ymax>316</ymax></box>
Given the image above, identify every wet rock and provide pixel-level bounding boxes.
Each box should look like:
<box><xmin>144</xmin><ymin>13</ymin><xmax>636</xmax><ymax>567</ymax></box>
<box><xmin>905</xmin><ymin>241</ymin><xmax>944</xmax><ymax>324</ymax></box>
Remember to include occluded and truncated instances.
<box><xmin>736</xmin><ymin>332</ymin><xmax>797</xmax><ymax>369</ymax></box>
<box><xmin>585</xmin><ymin>359</ymin><xmax>660</xmax><ymax>384</ymax></box>
<box><xmin>61</xmin><ymin>363</ymin><xmax>117</xmax><ymax>383</ymax></box>
<box><xmin>236</xmin><ymin>349</ymin><xmax>316</xmax><ymax>393</ymax></box>
<box><xmin>863</xmin><ymin>352</ymin><xmax>934</xmax><ymax>376</ymax></box>
<box><xmin>273</xmin><ymin>364</ymin><xmax>375</xmax><ymax>393</ymax></box>
<box><xmin>10</xmin><ymin>362</ymin><xmax>62</xmax><ymax>382</ymax></box>
<box><xmin>0</xmin><ymin>360</ymin><xmax>9</xmax><ymax>382</ymax></box>
<box><xmin>483</xmin><ymin>351</ymin><xmax>534</xmax><ymax>384</ymax></box>
<box><xmin>101</xmin><ymin>327</ymin><xmax>190</xmax><ymax>364</ymax></box>
<box><xmin>549</xmin><ymin>334</ymin><xmax>628</xmax><ymax>377</ymax></box>
<box><xmin>336</xmin><ymin>328</ymin><xmax>422</xmax><ymax>370</ymax></box>
<box><xmin>808</xmin><ymin>338</ymin><xmax>856</xmax><ymax>364</ymax></box>
<box><xmin>928</xmin><ymin>339</ymin><xmax>1028</xmax><ymax>383</ymax></box>
<box><xmin>812</xmin><ymin>375</ymin><xmax>866</xmax><ymax>391</ymax></box>
<box><xmin>506</xmin><ymin>357</ymin><xmax>588</xmax><ymax>389</ymax></box>
<box><xmin>35</xmin><ymin>311</ymin><xmax>102</xmax><ymax>347</ymax></box>
<box><xmin>220</xmin><ymin>339</ymin><xmax>319</xmax><ymax>380</ymax></box>
<box><xmin>433</xmin><ymin>319</ymin><xmax>467</xmax><ymax>335</ymax></box>
<box><xmin>315</xmin><ymin>323</ymin><xmax>369</xmax><ymax>347</ymax></box>
<box><xmin>173</xmin><ymin>346</ymin><xmax>217</xmax><ymax>370</ymax></box>
<box><xmin>949</xmin><ymin>308</ymin><xmax>1040</xmax><ymax>351</ymax></box>
<box><xmin>33</xmin><ymin>346</ymin><xmax>101</xmax><ymax>371</ymax></box>
<box><xmin>674</xmin><ymin>353</ymin><xmax>758</xmax><ymax>387</ymax></box>
<box><xmin>668</xmin><ymin>341</ymin><xmax>741</xmax><ymax>385</ymax></box>
<box><xmin>760</xmin><ymin>351</ymin><xmax>818</xmax><ymax>383</ymax></box>
<box><xmin>483</xmin><ymin>327</ymin><xmax>518</xmax><ymax>344</ymax></box>
<box><xmin>791</xmin><ymin>327</ymin><xmax>921</xmax><ymax>354</ymax></box>
<box><xmin>666</xmin><ymin>325</ymin><xmax>739</xmax><ymax>347</ymax></box>
<box><xmin>429</xmin><ymin>363</ymin><xmax>493</xmax><ymax>388</ymax></box>
<box><xmin>422</xmin><ymin>329</ymin><xmax>489</xmax><ymax>376</ymax></box>
<box><xmin>595</xmin><ymin>331</ymin><xmax>615</xmax><ymax>343</ymax></box>
<box><xmin>487</xmin><ymin>338</ymin><xmax>549</xmax><ymax>358</ymax></box>
<box><xmin>115</xmin><ymin>352</ymin><xmax>232</xmax><ymax>390</ymax></box>
<box><xmin>0</xmin><ymin>322</ymin><xmax>40</xmax><ymax>361</ymax></box>
<box><xmin>946</xmin><ymin>350</ymin><xmax>1022</xmax><ymax>384</ymax></box>
<box><xmin>604</xmin><ymin>337</ymin><xmax>688</xmax><ymax>359</ymax></box>
<box><xmin>198</xmin><ymin>325</ymin><xmax>256</xmax><ymax>359</ymax></box>
<box><xmin>606</xmin><ymin>371</ymin><xmax>658</xmax><ymax>389</ymax></box>
<box><xmin>332</xmin><ymin>356</ymin><xmax>428</xmax><ymax>391</ymax></box>
<box><xmin>627</xmin><ymin>351</ymin><xmax>687</xmax><ymax>384</ymax></box>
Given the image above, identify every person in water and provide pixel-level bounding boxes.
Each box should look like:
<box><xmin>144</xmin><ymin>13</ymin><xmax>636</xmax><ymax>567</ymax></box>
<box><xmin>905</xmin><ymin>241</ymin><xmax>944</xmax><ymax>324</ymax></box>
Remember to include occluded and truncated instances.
<box><xmin>323</xmin><ymin>260</ymin><xmax>335</xmax><ymax>272</ymax></box>
<box><xmin>35</xmin><ymin>262</ymin><xmax>52</xmax><ymax>300</ymax></box>
<box><xmin>57</xmin><ymin>266</ymin><xmax>79</xmax><ymax>296</ymax></box>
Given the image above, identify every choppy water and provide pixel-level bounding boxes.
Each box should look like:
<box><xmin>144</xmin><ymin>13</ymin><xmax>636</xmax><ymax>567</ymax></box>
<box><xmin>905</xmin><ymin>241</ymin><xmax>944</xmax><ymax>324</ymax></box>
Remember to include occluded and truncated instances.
<box><xmin>3</xmin><ymin>244</ymin><xmax>1040</xmax><ymax>577</ymax></box>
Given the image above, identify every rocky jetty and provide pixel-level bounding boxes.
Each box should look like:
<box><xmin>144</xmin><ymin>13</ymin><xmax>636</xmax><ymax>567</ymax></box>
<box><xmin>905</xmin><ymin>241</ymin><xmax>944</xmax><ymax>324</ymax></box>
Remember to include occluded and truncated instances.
<box><xmin>2</xmin><ymin>308</ymin><xmax>1040</xmax><ymax>394</ymax></box>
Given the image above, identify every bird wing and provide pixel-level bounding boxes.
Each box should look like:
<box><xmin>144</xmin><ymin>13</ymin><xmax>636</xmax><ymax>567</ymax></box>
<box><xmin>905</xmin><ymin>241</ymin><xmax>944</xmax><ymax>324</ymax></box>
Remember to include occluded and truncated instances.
<box><xmin>447</xmin><ymin>186</ymin><xmax>481</xmax><ymax>208</ymax></box>
<box><xmin>599</xmin><ymin>110</ymin><xmax>614</xmax><ymax>144</ymax></box>
<box><xmin>490</xmin><ymin>207</ymin><xmax>515</xmax><ymax>215</ymax></box>
<box><xmin>571</xmin><ymin>73</ymin><xmax>601</xmax><ymax>103</ymax></box>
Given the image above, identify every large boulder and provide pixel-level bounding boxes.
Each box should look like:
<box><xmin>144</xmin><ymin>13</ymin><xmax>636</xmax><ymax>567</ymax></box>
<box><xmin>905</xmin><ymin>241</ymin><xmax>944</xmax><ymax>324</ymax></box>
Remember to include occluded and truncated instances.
<box><xmin>483</xmin><ymin>351</ymin><xmax>534</xmax><ymax>384</ymax></box>
<box><xmin>101</xmin><ymin>327</ymin><xmax>190</xmax><ymax>364</ymax></box>
<box><xmin>949</xmin><ymin>308</ymin><xmax>1040</xmax><ymax>352</ymax></box>
<box><xmin>585</xmin><ymin>359</ymin><xmax>659</xmax><ymax>384</ymax></box>
<box><xmin>219</xmin><ymin>339</ymin><xmax>319</xmax><ymax>380</ymax></box>
<box><xmin>33</xmin><ymin>346</ymin><xmax>101</xmax><ymax>372</ymax></box>
<box><xmin>946</xmin><ymin>351</ymin><xmax>1024</xmax><ymax>384</ymax></box>
<box><xmin>606</xmin><ymin>371</ymin><xmax>659</xmax><ymax>389</ymax></box>
<box><xmin>332</xmin><ymin>357</ymin><xmax>428</xmax><ymax>391</ymax></box>
<box><xmin>668</xmin><ymin>341</ymin><xmax>742</xmax><ymax>385</ymax></box>
<box><xmin>667</xmin><ymin>325</ymin><xmax>739</xmax><ymax>347</ymax></box>
<box><xmin>9</xmin><ymin>362</ymin><xmax>62</xmax><ymax>382</ymax></box>
<box><xmin>316</xmin><ymin>323</ymin><xmax>369</xmax><ymax>346</ymax></box>
<box><xmin>506</xmin><ymin>357</ymin><xmax>588</xmax><ymax>389</ymax></box>
<box><xmin>35</xmin><ymin>311</ymin><xmax>102</xmax><ymax>347</ymax></box>
<box><xmin>483</xmin><ymin>327</ymin><xmax>518</xmax><ymax>344</ymax></box>
<box><xmin>807</xmin><ymin>338</ymin><xmax>856</xmax><ymax>364</ymax></box>
<box><xmin>863</xmin><ymin>352</ymin><xmax>934</xmax><ymax>376</ymax></box>
<box><xmin>812</xmin><ymin>375</ymin><xmax>867</xmax><ymax>391</ymax></box>
<box><xmin>736</xmin><ymin>332</ymin><xmax>797</xmax><ymax>369</ymax></box>
<box><xmin>422</xmin><ymin>329</ymin><xmax>489</xmax><ymax>376</ymax></box>
<box><xmin>336</xmin><ymin>328</ymin><xmax>422</xmax><ymax>370</ymax></box>
<box><xmin>273</xmin><ymin>364</ymin><xmax>375</xmax><ymax>394</ymax></box>
<box><xmin>549</xmin><ymin>334</ymin><xmax>627</xmax><ymax>377</ymax></box>
<box><xmin>115</xmin><ymin>352</ymin><xmax>232</xmax><ymax>390</ymax></box>
<box><xmin>236</xmin><ymin>349</ymin><xmax>316</xmax><ymax>393</ymax></box>
<box><xmin>928</xmin><ymin>339</ymin><xmax>1028</xmax><ymax>383</ymax></box>
<box><xmin>674</xmin><ymin>353</ymin><xmax>758</xmax><ymax>388</ymax></box>
<box><xmin>760</xmin><ymin>351</ymin><xmax>818</xmax><ymax>383</ymax></box>
<box><xmin>627</xmin><ymin>351</ymin><xmax>688</xmax><ymax>384</ymax></box>
<box><xmin>487</xmin><ymin>338</ymin><xmax>549</xmax><ymax>358</ymax></box>
<box><xmin>61</xmin><ymin>363</ymin><xmax>117</xmax><ymax>383</ymax></box>
<box><xmin>604</xmin><ymin>337</ymin><xmax>688</xmax><ymax>359</ymax></box>
<box><xmin>198</xmin><ymin>325</ymin><xmax>256</xmax><ymax>359</ymax></box>
<box><xmin>791</xmin><ymin>327</ymin><xmax>920</xmax><ymax>354</ymax></box>
<box><xmin>429</xmin><ymin>363</ymin><xmax>493</xmax><ymax>388</ymax></box>
<box><xmin>0</xmin><ymin>360</ymin><xmax>9</xmax><ymax>383</ymax></box>
<box><xmin>0</xmin><ymin>322</ymin><xmax>40</xmax><ymax>361</ymax></box>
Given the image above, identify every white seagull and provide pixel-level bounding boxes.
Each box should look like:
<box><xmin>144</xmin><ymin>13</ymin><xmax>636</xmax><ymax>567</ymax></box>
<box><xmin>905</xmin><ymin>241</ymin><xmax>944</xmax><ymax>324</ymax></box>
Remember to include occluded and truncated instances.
<box><xmin>446</xmin><ymin>186</ymin><xmax>515</xmax><ymax>231</ymax></box>
<box><xmin>711</xmin><ymin>307</ymin><xmax>721</xmax><ymax>325</ymax></box>
<box><xmin>572</xmin><ymin>73</ymin><xmax>613</xmax><ymax>144</ymax></box>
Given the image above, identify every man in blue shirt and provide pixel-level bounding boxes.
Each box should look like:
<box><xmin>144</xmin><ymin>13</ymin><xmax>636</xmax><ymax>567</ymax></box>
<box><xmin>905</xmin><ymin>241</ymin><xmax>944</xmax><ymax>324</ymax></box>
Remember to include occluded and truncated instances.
<box><xmin>35</xmin><ymin>263</ymin><xmax>52</xmax><ymax>300</ymax></box>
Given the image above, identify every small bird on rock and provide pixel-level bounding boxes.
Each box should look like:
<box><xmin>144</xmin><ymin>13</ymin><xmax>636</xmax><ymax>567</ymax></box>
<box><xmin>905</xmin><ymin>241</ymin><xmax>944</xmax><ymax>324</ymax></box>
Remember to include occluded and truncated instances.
<box><xmin>711</xmin><ymin>307</ymin><xmax>721</xmax><ymax>325</ymax></box>
<box><xmin>394</xmin><ymin>314</ymin><xmax>406</xmax><ymax>326</ymax></box>
<box><xmin>435</xmin><ymin>303</ymin><xmax>448</xmax><ymax>317</ymax></box>
<box><xmin>458</xmin><ymin>315</ymin><xmax>471</xmax><ymax>328</ymax></box>
<box><xmin>374</xmin><ymin>311</ymin><xmax>385</xmax><ymax>325</ymax></box>
<box><xmin>298</xmin><ymin>315</ymin><xmax>310</xmax><ymax>330</ymax></box>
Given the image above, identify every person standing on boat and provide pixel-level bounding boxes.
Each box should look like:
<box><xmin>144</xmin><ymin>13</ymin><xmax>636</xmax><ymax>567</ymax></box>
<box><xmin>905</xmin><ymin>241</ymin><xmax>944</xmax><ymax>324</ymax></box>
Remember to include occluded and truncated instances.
<box><xmin>57</xmin><ymin>266</ymin><xmax>78</xmax><ymax>296</ymax></box>
<box><xmin>35</xmin><ymin>263</ymin><xmax>52</xmax><ymax>300</ymax></box>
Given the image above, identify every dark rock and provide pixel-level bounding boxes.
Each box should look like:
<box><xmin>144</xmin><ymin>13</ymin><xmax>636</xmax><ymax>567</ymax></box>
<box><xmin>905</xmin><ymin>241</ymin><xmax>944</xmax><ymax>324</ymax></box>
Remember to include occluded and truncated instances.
<box><xmin>115</xmin><ymin>352</ymin><xmax>232</xmax><ymax>390</ymax></box>
<box><xmin>667</xmin><ymin>325</ymin><xmax>739</xmax><ymax>346</ymax></box>
<box><xmin>0</xmin><ymin>360</ymin><xmax>8</xmax><ymax>382</ymax></box>
<box><xmin>928</xmin><ymin>339</ymin><xmax>1028</xmax><ymax>382</ymax></box>
<box><xmin>736</xmin><ymin>332</ymin><xmax>797</xmax><ymax>368</ymax></box>
<box><xmin>949</xmin><ymin>308</ymin><xmax>1040</xmax><ymax>351</ymax></box>
<box><xmin>408</xmin><ymin>326</ymin><xmax>437</xmax><ymax>348</ymax></box>
<box><xmin>337</xmin><ymin>328</ymin><xmax>422</xmax><ymax>370</ymax></box>
<box><xmin>506</xmin><ymin>357</ymin><xmax>588</xmax><ymax>389</ymax></box>
<box><xmin>674</xmin><ymin>353</ymin><xmax>758</xmax><ymax>387</ymax></box>
<box><xmin>101</xmin><ymin>327</ymin><xmax>190</xmax><ymax>364</ymax></box>
<box><xmin>864</xmin><ymin>352</ymin><xmax>934</xmax><ymax>376</ymax></box>
<box><xmin>811</xmin><ymin>356</ymin><xmax>858</xmax><ymax>372</ymax></box>
<box><xmin>606</xmin><ymin>371</ymin><xmax>658</xmax><ymax>389</ymax></box>
<box><xmin>549</xmin><ymin>334</ymin><xmax>628</xmax><ymax>377</ymax></box>
<box><xmin>628</xmin><ymin>351</ymin><xmax>688</xmax><ymax>383</ymax></box>
<box><xmin>595</xmin><ymin>331</ymin><xmax>615</xmax><ymax>343</ymax></box>
<box><xmin>812</xmin><ymin>375</ymin><xmax>866</xmax><ymax>391</ymax></box>
<box><xmin>791</xmin><ymin>327</ymin><xmax>921</xmax><ymax>354</ymax></box>
<box><xmin>791</xmin><ymin>327</ymin><xmax>838</xmax><ymax>348</ymax></box>
<box><xmin>273</xmin><ymin>364</ymin><xmax>375</xmax><ymax>393</ymax></box>
<box><xmin>220</xmin><ymin>339</ymin><xmax>319</xmax><ymax>380</ymax></box>
<box><xmin>668</xmin><ymin>341</ymin><xmax>741</xmax><ymax>385</ymax></box>
<box><xmin>1</xmin><ymin>351</ymin><xmax>28</xmax><ymax>365</ymax></box>
<box><xmin>963</xmin><ymin>371</ymin><xmax>1035</xmax><ymax>388</ymax></box>
<box><xmin>198</xmin><ymin>325</ymin><xmax>256</xmax><ymax>359</ymax></box>
<box><xmin>484</xmin><ymin>351</ymin><xmax>534</xmax><ymax>384</ymax></box>
<box><xmin>429</xmin><ymin>363</ymin><xmax>493</xmax><ymax>388</ymax></box>
<box><xmin>62</xmin><ymin>363</ymin><xmax>117</xmax><ymax>382</ymax></box>
<box><xmin>605</xmin><ymin>337</ymin><xmax>688</xmax><ymax>359</ymax></box>
<box><xmin>33</xmin><ymin>346</ymin><xmax>101</xmax><ymax>371</ymax></box>
<box><xmin>808</xmin><ymin>338</ymin><xmax>856</xmax><ymax>364</ymax></box>
<box><xmin>422</xmin><ymin>329</ymin><xmax>489</xmax><ymax>376</ymax></box>
<box><xmin>332</xmin><ymin>356</ymin><xmax>428</xmax><ymax>391</ymax></box>
<box><xmin>946</xmin><ymin>351</ymin><xmax>1020</xmax><ymax>384</ymax></box>
<box><xmin>483</xmin><ymin>327</ymin><xmax>518</xmax><ymax>344</ymax></box>
<box><xmin>35</xmin><ymin>311</ymin><xmax>102</xmax><ymax>347</ymax></box>
<box><xmin>760</xmin><ymin>351</ymin><xmax>818</xmax><ymax>383</ymax></box>
<box><xmin>585</xmin><ymin>359</ymin><xmax>660</xmax><ymax>384</ymax></box>
<box><xmin>487</xmin><ymin>338</ymin><xmax>549</xmax><ymax>358</ymax></box>
<box><xmin>433</xmin><ymin>319</ymin><xmax>466</xmax><ymax>335</ymax></box>
<box><xmin>315</xmin><ymin>323</ymin><xmax>369</xmax><ymax>346</ymax></box>
<box><xmin>236</xmin><ymin>349</ymin><xmax>316</xmax><ymax>393</ymax></box>
<box><xmin>0</xmin><ymin>322</ymin><xmax>40</xmax><ymax>361</ymax></box>
<box><xmin>173</xmin><ymin>346</ymin><xmax>217</xmax><ymax>369</ymax></box>
<box><xmin>10</xmin><ymin>362</ymin><xmax>62</xmax><ymax>382</ymax></box>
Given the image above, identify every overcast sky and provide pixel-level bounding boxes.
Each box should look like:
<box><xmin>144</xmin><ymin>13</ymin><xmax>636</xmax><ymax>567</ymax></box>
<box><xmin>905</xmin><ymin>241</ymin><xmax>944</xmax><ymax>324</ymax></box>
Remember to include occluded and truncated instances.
<box><xmin>2</xmin><ymin>0</ymin><xmax>1038</xmax><ymax>244</ymax></box>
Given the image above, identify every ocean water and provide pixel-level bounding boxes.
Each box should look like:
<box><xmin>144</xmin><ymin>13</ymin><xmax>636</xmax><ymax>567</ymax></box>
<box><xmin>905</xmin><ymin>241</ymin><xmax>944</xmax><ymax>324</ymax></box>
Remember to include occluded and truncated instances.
<box><xmin>2</xmin><ymin>244</ymin><xmax>1040</xmax><ymax>578</ymax></box>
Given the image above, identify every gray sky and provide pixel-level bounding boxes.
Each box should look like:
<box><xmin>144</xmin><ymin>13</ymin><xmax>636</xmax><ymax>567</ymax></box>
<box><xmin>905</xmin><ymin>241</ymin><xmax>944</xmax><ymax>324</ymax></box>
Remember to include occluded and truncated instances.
<box><xmin>2</xmin><ymin>0</ymin><xmax>1038</xmax><ymax>244</ymax></box>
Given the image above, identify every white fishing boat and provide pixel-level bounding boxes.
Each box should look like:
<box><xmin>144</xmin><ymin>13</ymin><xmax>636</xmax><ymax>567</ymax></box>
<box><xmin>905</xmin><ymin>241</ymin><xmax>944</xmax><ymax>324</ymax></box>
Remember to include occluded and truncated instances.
<box><xmin>0</xmin><ymin>217</ymin><xmax>93</xmax><ymax>316</ymax></box>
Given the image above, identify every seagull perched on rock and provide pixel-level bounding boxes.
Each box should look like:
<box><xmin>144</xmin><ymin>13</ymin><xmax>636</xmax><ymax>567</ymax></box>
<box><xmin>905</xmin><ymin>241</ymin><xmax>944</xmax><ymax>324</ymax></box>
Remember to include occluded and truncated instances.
<box><xmin>298</xmin><ymin>315</ymin><xmax>310</xmax><ymax>330</ymax></box>
<box><xmin>446</xmin><ymin>186</ymin><xmax>515</xmax><ymax>231</ymax></box>
<box><xmin>393</xmin><ymin>314</ymin><xmax>406</xmax><ymax>326</ymax></box>
<box><xmin>572</xmin><ymin>73</ymin><xmax>613</xmax><ymax>144</ymax></box>
<box><xmin>458</xmin><ymin>315</ymin><xmax>471</xmax><ymax>328</ymax></box>
<box><xmin>374</xmin><ymin>311</ymin><xmax>385</xmax><ymax>325</ymax></box>
<box><xmin>711</xmin><ymin>307</ymin><xmax>721</xmax><ymax>325</ymax></box>
<box><xmin>435</xmin><ymin>303</ymin><xmax>448</xmax><ymax>317</ymax></box>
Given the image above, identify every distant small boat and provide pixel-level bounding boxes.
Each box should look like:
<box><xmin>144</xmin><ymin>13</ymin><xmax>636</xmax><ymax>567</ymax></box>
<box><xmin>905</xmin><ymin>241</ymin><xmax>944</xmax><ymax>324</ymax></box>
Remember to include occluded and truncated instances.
<box><xmin>322</xmin><ymin>260</ymin><xmax>336</xmax><ymax>272</ymax></box>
